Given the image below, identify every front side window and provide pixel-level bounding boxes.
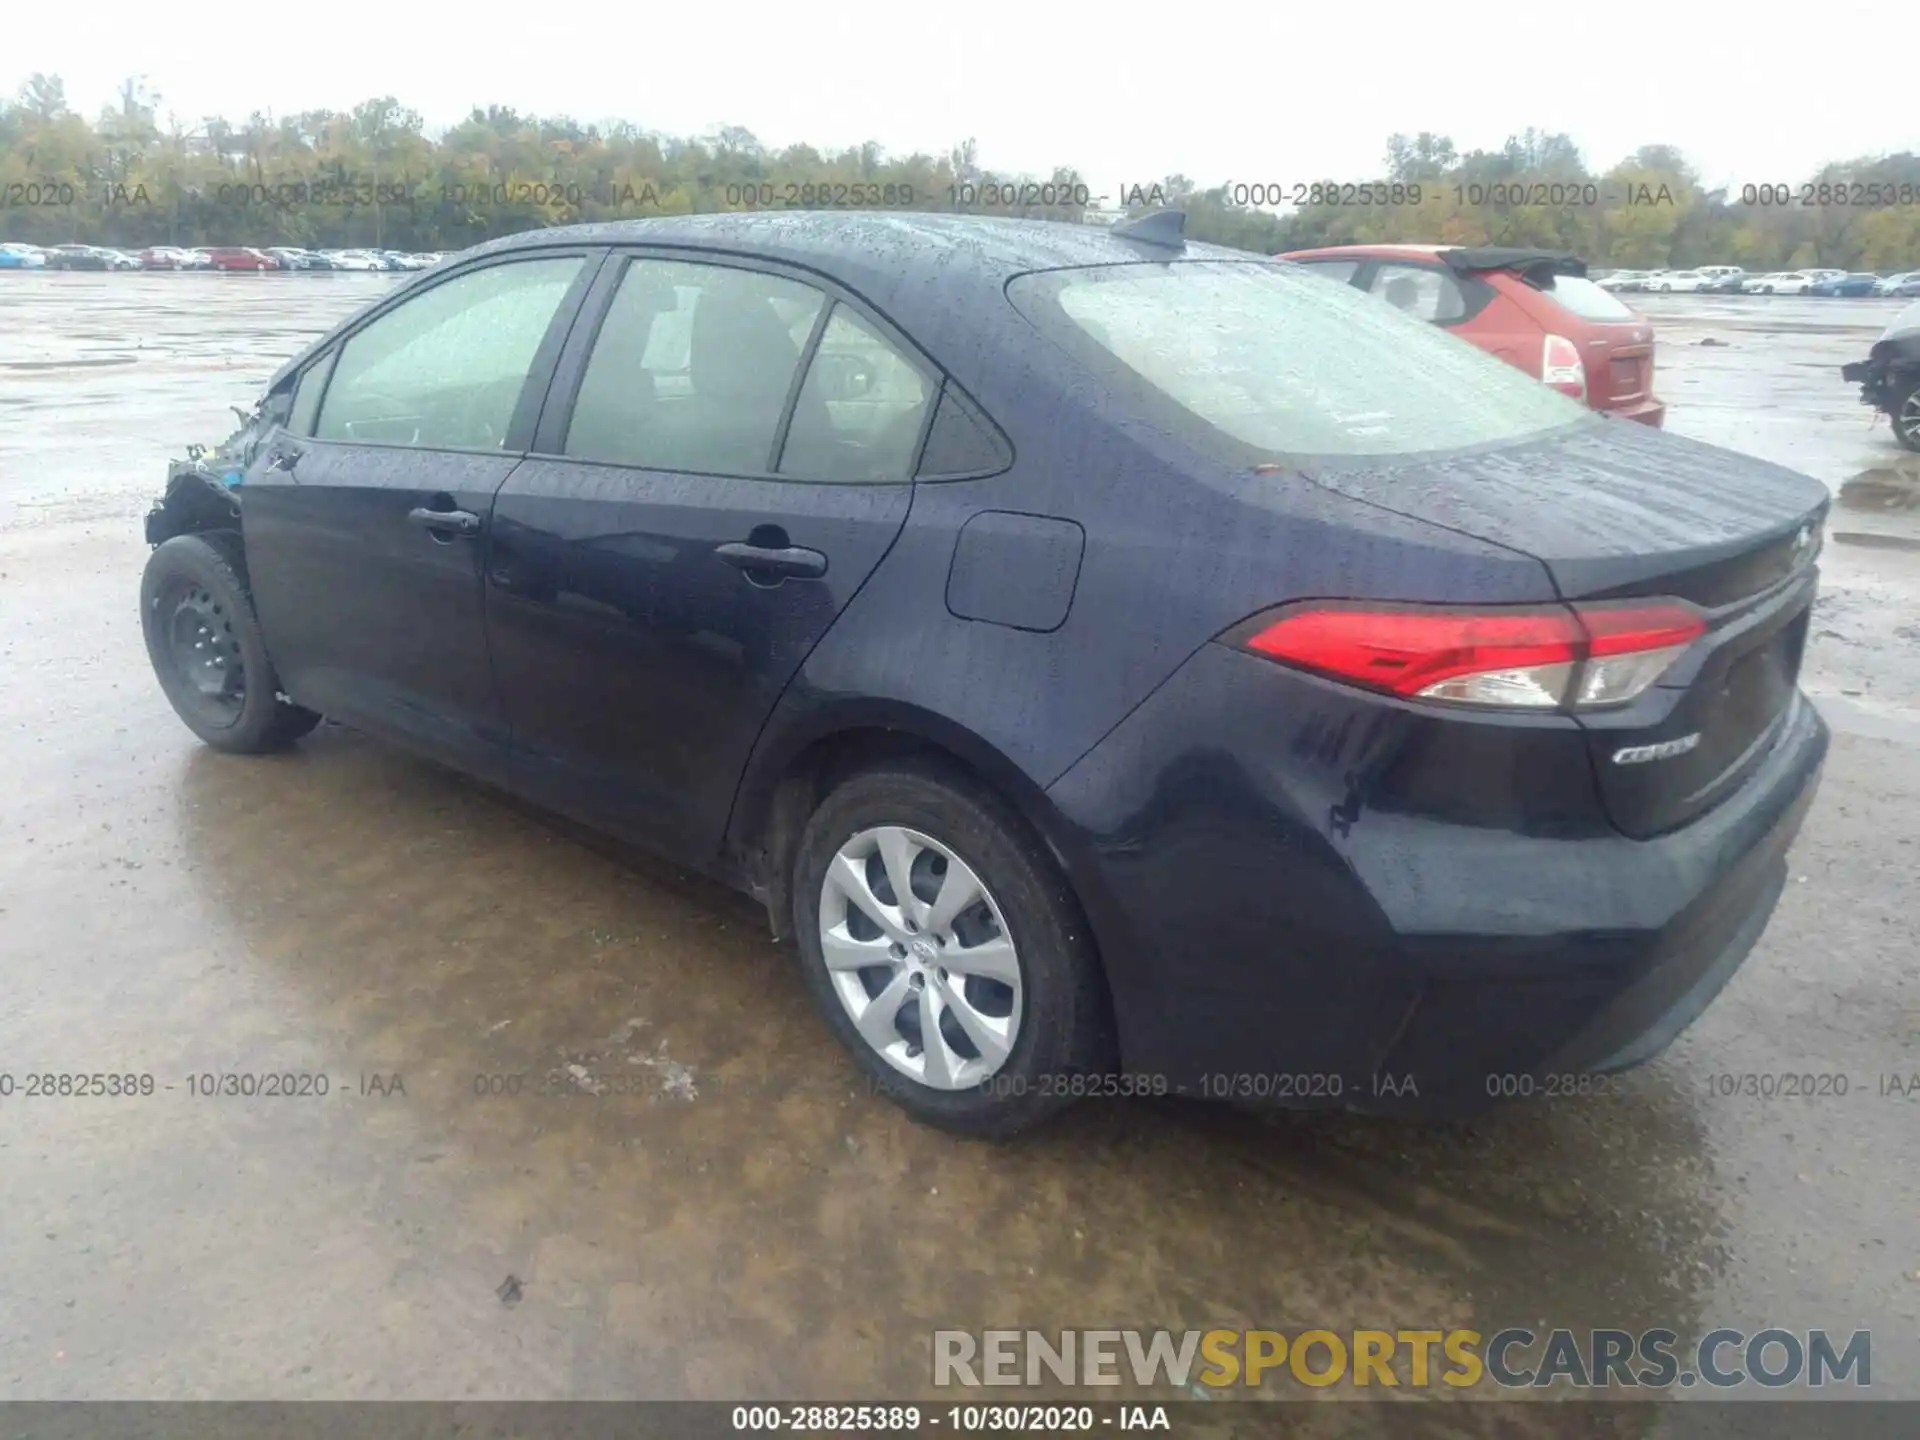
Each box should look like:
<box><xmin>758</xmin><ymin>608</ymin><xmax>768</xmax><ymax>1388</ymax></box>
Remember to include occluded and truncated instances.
<box><xmin>315</xmin><ymin>256</ymin><xmax>584</xmax><ymax>449</ymax></box>
<box><xmin>1008</xmin><ymin>260</ymin><xmax>1594</xmax><ymax>464</ymax></box>
<box><xmin>778</xmin><ymin>305</ymin><xmax>933</xmax><ymax>483</ymax></box>
<box><xmin>564</xmin><ymin>258</ymin><xmax>825</xmax><ymax>475</ymax></box>
<box><xmin>286</xmin><ymin>349</ymin><xmax>337</xmax><ymax>437</ymax></box>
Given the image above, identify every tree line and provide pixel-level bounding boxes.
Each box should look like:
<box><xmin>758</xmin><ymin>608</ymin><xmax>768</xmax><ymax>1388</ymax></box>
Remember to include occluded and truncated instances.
<box><xmin>3</xmin><ymin>75</ymin><xmax>1917</xmax><ymax>270</ymax></box>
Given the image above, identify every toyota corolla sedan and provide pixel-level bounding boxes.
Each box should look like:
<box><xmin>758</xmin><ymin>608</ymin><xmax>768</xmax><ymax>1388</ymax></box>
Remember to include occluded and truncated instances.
<box><xmin>138</xmin><ymin>212</ymin><xmax>1830</xmax><ymax>1136</ymax></box>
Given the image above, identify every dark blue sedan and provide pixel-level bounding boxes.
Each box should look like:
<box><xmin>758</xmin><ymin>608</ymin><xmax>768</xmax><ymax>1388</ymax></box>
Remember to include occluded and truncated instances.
<box><xmin>137</xmin><ymin>211</ymin><xmax>1830</xmax><ymax>1135</ymax></box>
<box><xmin>1809</xmin><ymin>273</ymin><xmax>1885</xmax><ymax>296</ymax></box>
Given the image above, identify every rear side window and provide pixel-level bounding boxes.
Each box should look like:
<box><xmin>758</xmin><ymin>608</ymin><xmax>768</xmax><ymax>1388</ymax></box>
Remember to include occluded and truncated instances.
<box><xmin>917</xmin><ymin>384</ymin><xmax>1012</xmax><ymax>478</ymax></box>
<box><xmin>778</xmin><ymin>305</ymin><xmax>933</xmax><ymax>483</ymax></box>
<box><xmin>1367</xmin><ymin>263</ymin><xmax>1467</xmax><ymax>322</ymax></box>
<box><xmin>1009</xmin><ymin>261</ymin><xmax>1593</xmax><ymax>464</ymax></box>
<box><xmin>1536</xmin><ymin>275</ymin><xmax>1637</xmax><ymax>321</ymax></box>
<box><xmin>564</xmin><ymin>258</ymin><xmax>825</xmax><ymax>476</ymax></box>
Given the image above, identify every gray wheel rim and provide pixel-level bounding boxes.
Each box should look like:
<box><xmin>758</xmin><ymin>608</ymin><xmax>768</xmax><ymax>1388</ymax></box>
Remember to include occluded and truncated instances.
<box><xmin>1900</xmin><ymin>390</ymin><xmax>1920</xmax><ymax>444</ymax></box>
<box><xmin>819</xmin><ymin>825</ymin><xmax>1023</xmax><ymax>1090</ymax></box>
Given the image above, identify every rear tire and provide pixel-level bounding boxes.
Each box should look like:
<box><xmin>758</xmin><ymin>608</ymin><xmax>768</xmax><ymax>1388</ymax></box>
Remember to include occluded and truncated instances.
<box><xmin>140</xmin><ymin>531</ymin><xmax>320</xmax><ymax>753</ymax></box>
<box><xmin>791</xmin><ymin>761</ymin><xmax>1108</xmax><ymax>1138</ymax></box>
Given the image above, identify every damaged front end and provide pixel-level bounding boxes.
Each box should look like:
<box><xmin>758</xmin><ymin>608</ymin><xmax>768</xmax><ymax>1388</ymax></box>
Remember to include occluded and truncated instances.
<box><xmin>143</xmin><ymin>400</ymin><xmax>273</xmax><ymax>547</ymax></box>
<box><xmin>1840</xmin><ymin>299</ymin><xmax>1920</xmax><ymax>452</ymax></box>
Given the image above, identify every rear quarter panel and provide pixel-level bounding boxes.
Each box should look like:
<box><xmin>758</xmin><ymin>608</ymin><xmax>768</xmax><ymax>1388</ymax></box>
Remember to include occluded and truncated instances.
<box><xmin>746</xmin><ymin>319</ymin><xmax>1564</xmax><ymax>993</ymax></box>
<box><xmin>780</xmin><ymin>348</ymin><xmax>1561</xmax><ymax>797</ymax></box>
<box><xmin>1456</xmin><ymin>284</ymin><xmax>1545</xmax><ymax>376</ymax></box>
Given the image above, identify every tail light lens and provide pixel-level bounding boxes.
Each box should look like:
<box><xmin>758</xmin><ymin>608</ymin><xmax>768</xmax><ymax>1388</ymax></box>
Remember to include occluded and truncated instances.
<box><xmin>1237</xmin><ymin>600</ymin><xmax>1706</xmax><ymax>711</ymax></box>
<box><xmin>1541</xmin><ymin>334</ymin><xmax>1587</xmax><ymax>400</ymax></box>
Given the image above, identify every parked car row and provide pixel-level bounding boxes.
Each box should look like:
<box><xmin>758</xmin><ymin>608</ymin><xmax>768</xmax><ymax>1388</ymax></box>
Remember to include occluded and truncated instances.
<box><xmin>0</xmin><ymin>243</ymin><xmax>444</xmax><ymax>272</ymax></box>
<box><xmin>1601</xmin><ymin>266</ymin><xmax>1920</xmax><ymax>297</ymax></box>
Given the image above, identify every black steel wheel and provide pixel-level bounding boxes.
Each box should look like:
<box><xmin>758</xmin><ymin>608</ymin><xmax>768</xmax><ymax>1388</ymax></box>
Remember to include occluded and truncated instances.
<box><xmin>140</xmin><ymin>531</ymin><xmax>320</xmax><ymax>753</ymax></box>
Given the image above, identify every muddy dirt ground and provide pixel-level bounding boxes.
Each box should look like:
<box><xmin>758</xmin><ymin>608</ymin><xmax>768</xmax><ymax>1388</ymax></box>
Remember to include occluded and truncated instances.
<box><xmin>0</xmin><ymin>274</ymin><xmax>1915</xmax><ymax>1431</ymax></box>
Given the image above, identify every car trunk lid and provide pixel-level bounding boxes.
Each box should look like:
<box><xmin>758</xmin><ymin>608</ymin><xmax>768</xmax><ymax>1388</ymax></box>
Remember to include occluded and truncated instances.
<box><xmin>1591</xmin><ymin>331</ymin><xmax>1654</xmax><ymax>410</ymax></box>
<box><xmin>1303</xmin><ymin>420</ymin><xmax>1828</xmax><ymax>837</ymax></box>
<box><xmin>1506</xmin><ymin>270</ymin><xmax>1658</xmax><ymax>412</ymax></box>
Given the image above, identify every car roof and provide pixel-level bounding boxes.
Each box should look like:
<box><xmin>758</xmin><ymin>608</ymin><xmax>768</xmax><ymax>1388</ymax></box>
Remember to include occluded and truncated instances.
<box><xmin>270</xmin><ymin>212</ymin><xmax>1264</xmax><ymax>395</ymax></box>
<box><xmin>1279</xmin><ymin>241</ymin><xmax>1587</xmax><ymax>280</ymax></box>
<box><xmin>1281</xmin><ymin>243</ymin><xmax>1449</xmax><ymax>259</ymax></box>
<box><xmin>472</xmin><ymin>210</ymin><xmax>1255</xmax><ymax>289</ymax></box>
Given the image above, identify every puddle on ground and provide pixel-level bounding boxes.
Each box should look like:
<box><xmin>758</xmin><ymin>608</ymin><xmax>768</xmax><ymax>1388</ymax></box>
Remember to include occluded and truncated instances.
<box><xmin>1832</xmin><ymin>531</ymin><xmax>1920</xmax><ymax>552</ymax></box>
<box><xmin>1840</xmin><ymin>463</ymin><xmax>1920</xmax><ymax>512</ymax></box>
<box><xmin>0</xmin><ymin>357</ymin><xmax>140</xmax><ymax>371</ymax></box>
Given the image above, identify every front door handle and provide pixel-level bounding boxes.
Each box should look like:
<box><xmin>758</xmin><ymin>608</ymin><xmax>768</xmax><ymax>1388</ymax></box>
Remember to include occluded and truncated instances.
<box><xmin>407</xmin><ymin>506</ymin><xmax>482</xmax><ymax>535</ymax></box>
<box><xmin>714</xmin><ymin>542</ymin><xmax>827</xmax><ymax>581</ymax></box>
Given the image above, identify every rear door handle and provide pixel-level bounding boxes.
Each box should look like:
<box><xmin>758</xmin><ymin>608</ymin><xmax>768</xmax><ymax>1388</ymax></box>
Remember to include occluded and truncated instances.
<box><xmin>714</xmin><ymin>542</ymin><xmax>827</xmax><ymax>580</ymax></box>
<box><xmin>407</xmin><ymin>506</ymin><xmax>482</xmax><ymax>535</ymax></box>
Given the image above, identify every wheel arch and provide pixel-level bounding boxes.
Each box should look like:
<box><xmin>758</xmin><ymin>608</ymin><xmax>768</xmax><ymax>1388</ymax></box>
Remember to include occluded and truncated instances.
<box><xmin>727</xmin><ymin>697</ymin><xmax>1133</xmax><ymax>1078</ymax></box>
<box><xmin>145</xmin><ymin>468</ymin><xmax>244</xmax><ymax>553</ymax></box>
<box><xmin>725</xmin><ymin>698</ymin><xmax>1094</xmax><ymax>948</ymax></box>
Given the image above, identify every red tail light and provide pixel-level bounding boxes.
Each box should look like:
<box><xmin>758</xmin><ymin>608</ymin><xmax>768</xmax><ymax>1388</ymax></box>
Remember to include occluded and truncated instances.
<box><xmin>1541</xmin><ymin>334</ymin><xmax>1587</xmax><ymax>400</ymax></box>
<box><xmin>1238</xmin><ymin>601</ymin><xmax>1706</xmax><ymax>710</ymax></box>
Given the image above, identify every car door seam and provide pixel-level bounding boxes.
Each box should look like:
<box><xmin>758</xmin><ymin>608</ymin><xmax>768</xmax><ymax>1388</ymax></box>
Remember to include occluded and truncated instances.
<box><xmin>712</xmin><ymin>478</ymin><xmax>924</xmax><ymax>865</ymax></box>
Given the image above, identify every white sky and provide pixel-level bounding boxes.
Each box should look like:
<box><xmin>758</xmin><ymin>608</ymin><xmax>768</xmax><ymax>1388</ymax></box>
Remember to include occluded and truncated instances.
<box><xmin>6</xmin><ymin>3</ymin><xmax>1913</xmax><ymax>194</ymax></box>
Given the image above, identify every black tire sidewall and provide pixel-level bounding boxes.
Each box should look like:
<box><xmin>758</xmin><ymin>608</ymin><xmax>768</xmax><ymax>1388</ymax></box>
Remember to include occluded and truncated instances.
<box><xmin>141</xmin><ymin>534</ymin><xmax>289</xmax><ymax>753</ymax></box>
<box><xmin>791</xmin><ymin>763</ymin><xmax>1105</xmax><ymax>1138</ymax></box>
<box><xmin>1892</xmin><ymin>377</ymin><xmax>1920</xmax><ymax>452</ymax></box>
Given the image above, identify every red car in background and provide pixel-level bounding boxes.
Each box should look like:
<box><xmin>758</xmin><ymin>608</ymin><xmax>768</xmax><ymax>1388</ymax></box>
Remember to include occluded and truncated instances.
<box><xmin>1278</xmin><ymin>244</ymin><xmax>1665</xmax><ymax>426</ymax></box>
<box><xmin>203</xmin><ymin>247</ymin><xmax>279</xmax><ymax>271</ymax></box>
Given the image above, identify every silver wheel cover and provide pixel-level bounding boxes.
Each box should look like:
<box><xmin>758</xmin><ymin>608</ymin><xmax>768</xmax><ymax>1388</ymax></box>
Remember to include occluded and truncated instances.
<box><xmin>819</xmin><ymin>826</ymin><xmax>1023</xmax><ymax>1090</ymax></box>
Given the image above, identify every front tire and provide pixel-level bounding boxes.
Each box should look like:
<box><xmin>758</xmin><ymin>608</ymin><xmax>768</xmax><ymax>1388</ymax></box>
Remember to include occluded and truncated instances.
<box><xmin>792</xmin><ymin>762</ymin><xmax>1108</xmax><ymax>1138</ymax></box>
<box><xmin>1890</xmin><ymin>377</ymin><xmax>1920</xmax><ymax>453</ymax></box>
<box><xmin>140</xmin><ymin>531</ymin><xmax>321</xmax><ymax>753</ymax></box>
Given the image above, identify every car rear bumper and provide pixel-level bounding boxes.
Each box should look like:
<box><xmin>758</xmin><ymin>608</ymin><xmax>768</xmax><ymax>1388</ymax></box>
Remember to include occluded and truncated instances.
<box><xmin>1043</xmin><ymin>643</ymin><xmax>1827</xmax><ymax>1116</ymax></box>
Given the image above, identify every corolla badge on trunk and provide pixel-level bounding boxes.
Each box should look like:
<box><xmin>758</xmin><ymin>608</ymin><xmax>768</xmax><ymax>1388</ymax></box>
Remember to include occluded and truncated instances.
<box><xmin>1613</xmin><ymin>733</ymin><xmax>1702</xmax><ymax>765</ymax></box>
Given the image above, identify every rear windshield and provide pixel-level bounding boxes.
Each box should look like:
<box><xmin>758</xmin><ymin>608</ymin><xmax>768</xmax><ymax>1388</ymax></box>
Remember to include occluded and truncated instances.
<box><xmin>1007</xmin><ymin>261</ymin><xmax>1593</xmax><ymax>464</ymax></box>
<box><xmin>1533</xmin><ymin>274</ymin><xmax>1637</xmax><ymax>321</ymax></box>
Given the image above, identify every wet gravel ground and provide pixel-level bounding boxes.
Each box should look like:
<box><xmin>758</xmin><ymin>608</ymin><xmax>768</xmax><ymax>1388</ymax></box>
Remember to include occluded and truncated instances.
<box><xmin>0</xmin><ymin>274</ymin><xmax>1915</xmax><ymax>1430</ymax></box>
<box><xmin>1638</xmin><ymin>291</ymin><xmax>1920</xmax><ymax>740</ymax></box>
